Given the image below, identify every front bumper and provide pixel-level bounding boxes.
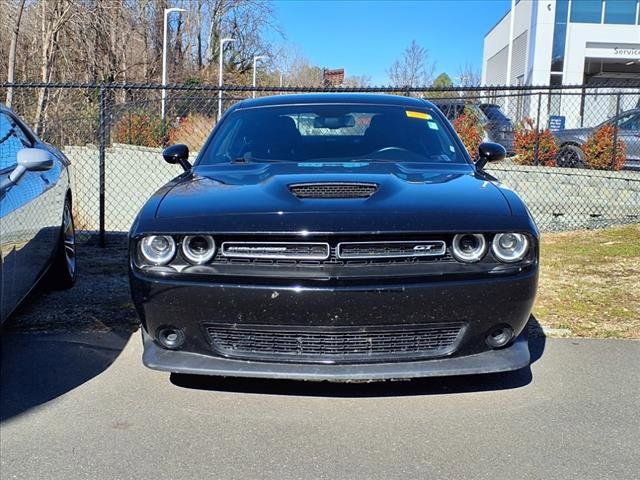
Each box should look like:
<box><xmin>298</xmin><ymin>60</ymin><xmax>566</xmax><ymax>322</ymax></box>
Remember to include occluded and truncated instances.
<box><xmin>131</xmin><ymin>266</ymin><xmax>537</xmax><ymax>380</ymax></box>
<box><xmin>142</xmin><ymin>329</ymin><xmax>530</xmax><ymax>381</ymax></box>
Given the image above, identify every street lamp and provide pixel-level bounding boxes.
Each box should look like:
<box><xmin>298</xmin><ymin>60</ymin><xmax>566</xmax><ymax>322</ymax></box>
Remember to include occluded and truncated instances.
<box><xmin>161</xmin><ymin>7</ymin><xmax>186</xmax><ymax>120</ymax></box>
<box><xmin>218</xmin><ymin>37</ymin><xmax>235</xmax><ymax>120</ymax></box>
<box><xmin>252</xmin><ymin>55</ymin><xmax>267</xmax><ymax>98</ymax></box>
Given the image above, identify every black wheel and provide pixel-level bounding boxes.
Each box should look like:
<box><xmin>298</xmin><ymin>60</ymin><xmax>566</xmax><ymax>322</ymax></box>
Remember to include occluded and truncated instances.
<box><xmin>48</xmin><ymin>198</ymin><xmax>77</xmax><ymax>289</ymax></box>
<box><xmin>557</xmin><ymin>144</ymin><xmax>585</xmax><ymax>168</ymax></box>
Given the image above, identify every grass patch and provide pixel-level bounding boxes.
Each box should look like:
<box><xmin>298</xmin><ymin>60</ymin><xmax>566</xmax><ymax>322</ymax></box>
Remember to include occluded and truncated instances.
<box><xmin>535</xmin><ymin>224</ymin><xmax>640</xmax><ymax>338</ymax></box>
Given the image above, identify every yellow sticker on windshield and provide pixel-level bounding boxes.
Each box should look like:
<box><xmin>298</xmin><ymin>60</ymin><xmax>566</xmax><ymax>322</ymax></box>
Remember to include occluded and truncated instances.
<box><xmin>406</xmin><ymin>110</ymin><xmax>431</xmax><ymax>120</ymax></box>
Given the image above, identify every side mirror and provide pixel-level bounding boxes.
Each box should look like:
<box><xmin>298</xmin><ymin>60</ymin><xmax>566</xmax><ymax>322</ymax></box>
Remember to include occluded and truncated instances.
<box><xmin>3</xmin><ymin>149</ymin><xmax>53</xmax><ymax>188</ymax></box>
<box><xmin>475</xmin><ymin>142</ymin><xmax>506</xmax><ymax>170</ymax></box>
<box><xmin>163</xmin><ymin>144</ymin><xmax>191</xmax><ymax>171</ymax></box>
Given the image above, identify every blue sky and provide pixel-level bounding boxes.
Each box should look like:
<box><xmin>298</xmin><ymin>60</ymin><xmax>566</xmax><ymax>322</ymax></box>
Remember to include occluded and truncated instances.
<box><xmin>270</xmin><ymin>0</ymin><xmax>512</xmax><ymax>85</ymax></box>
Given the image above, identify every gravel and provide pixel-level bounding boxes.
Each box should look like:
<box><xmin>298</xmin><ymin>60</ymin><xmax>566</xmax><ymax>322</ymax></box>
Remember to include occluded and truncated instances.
<box><xmin>4</xmin><ymin>236</ymin><xmax>139</xmax><ymax>334</ymax></box>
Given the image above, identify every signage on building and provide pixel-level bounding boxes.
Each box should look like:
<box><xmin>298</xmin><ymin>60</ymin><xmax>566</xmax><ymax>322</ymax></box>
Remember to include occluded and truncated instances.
<box><xmin>613</xmin><ymin>47</ymin><xmax>640</xmax><ymax>56</ymax></box>
<box><xmin>549</xmin><ymin>115</ymin><xmax>566</xmax><ymax>132</ymax></box>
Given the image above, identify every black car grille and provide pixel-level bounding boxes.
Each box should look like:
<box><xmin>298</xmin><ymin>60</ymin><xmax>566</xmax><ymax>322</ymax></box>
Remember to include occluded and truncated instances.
<box><xmin>221</xmin><ymin>241</ymin><xmax>330</xmax><ymax>260</ymax></box>
<box><xmin>211</xmin><ymin>238</ymin><xmax>453</xmax><ymax>266</ymax></box>
<box><xmin>204</xmin><ymin>323</ymin><xmax>464</xmax><ymax>363</ymax></box>
<box><xmin>212</xmin><ymin>246</ymin><xmax>453</xmax><ymax>266</ymax></box>
<box><xmin>337</xmin><ymin>241</ymin><xmax>446</xmax><ymax>259</ymax></box>
<box><xmin>289</xmin><ymin>182</ymin><xmax>378</xmax><ymax>199</ymax></box>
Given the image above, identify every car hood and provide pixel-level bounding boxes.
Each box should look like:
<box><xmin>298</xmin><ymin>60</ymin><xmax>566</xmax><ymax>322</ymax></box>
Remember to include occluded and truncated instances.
<box><xmin>149</xmin><ymin>162</ymin><xmax>526</xmax><ymax>233</ymax></box>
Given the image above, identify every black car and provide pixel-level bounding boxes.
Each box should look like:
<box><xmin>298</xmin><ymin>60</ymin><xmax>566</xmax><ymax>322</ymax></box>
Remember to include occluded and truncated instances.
<box><xmin>129</xmin><ymin>94</ymin><xmax>538</xmax><ymax>381</ymax></box>
<box><xmin>479</xmin><ymin>103</ymin><xmax>516</xmax><ymax>154</ymax></box>
<box><xmin>431</xmin><ymin>99</ymin><xmax>515</xmax><ymax>155</ymax></box>
<box><xmin>554</xmin><ymin>109</ymin><xmax>640</xmax><ymax>170</ymax></box>
<box><xmin>0</xmin><ymin>104</ymin><xmax>76</xmax><ymax>324</ymax></box>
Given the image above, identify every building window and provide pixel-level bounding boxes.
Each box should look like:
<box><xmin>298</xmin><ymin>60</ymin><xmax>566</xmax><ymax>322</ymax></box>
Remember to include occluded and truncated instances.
<box><xmin>551</xmin><ymin>0</ymin><xmax>570</xmax><ymax>72</ymax></box>
<box><xmin>549</xmin><ymin>74</ymin><xmax>563</xmax><ymax>116</ymax></box>
<box><xmin>604</xmin><ymin>0</ymin><xmax>638</xmax><ymax>24</ymax></box>
<box><xmin>570</xmin><ymin>0</ymin><xmax>603</xmax><ymax>23</ymax></box>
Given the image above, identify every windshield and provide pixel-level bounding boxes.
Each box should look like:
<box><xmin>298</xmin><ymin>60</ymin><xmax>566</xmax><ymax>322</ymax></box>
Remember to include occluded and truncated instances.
<box><xmin>199</xmin><ymin>104</ymin><xmax>467</xmax><ymax>165</ymax></box>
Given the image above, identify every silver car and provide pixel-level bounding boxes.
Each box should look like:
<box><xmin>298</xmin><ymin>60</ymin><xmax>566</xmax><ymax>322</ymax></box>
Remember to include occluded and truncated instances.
<box><xmin>555</xmin><ymin>109</ymin><xmax>640</xmax><ymax>170</ymax></box>
<box><xmin>0</xmin><ymin>104</ymin><xmax>76</xmax><ymax>324</ymax></box>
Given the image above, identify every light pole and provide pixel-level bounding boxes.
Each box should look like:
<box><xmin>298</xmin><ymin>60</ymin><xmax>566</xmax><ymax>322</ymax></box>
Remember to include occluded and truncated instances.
<box><xmin>218</xmin><ymin>37</ymin><xmax>235</xmax><ymax>120</ymax></box>
<box><xmin>252</xmin><ymin>55</ymin><xmax>267</xmax><ymax>98</ymax></box>
<box><xmin>162</xmin><ymin>7</ymin><xmax>186</xmax><ymax>120</ymax></box>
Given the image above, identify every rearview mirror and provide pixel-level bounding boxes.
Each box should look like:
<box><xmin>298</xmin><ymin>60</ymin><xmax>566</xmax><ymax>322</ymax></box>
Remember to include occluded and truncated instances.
<box><xmin>163</xmin><ymin>144</ymin><xmax>191</xmax><ymax>171</ymax></box>
<box><xmin>313</xmin><ymin>114</ymin><xmax>355</xmax><ymax>129</ymax></box>
<box><xmin>1</xmin><ymin>148</ymin><xmax>53</xmax><ymax>189</ymax></box>
<box><xmin>475</xmin><ymin>142</ymin><xmax>506</xmax><ymax>170</ymax></box>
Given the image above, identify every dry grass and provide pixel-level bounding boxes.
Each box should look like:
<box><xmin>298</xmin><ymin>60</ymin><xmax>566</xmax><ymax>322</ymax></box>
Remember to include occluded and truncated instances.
<box><xmin>535</xmin><ymin>224</ymin><xmax>640</xmax><ymax>338</ymax></box>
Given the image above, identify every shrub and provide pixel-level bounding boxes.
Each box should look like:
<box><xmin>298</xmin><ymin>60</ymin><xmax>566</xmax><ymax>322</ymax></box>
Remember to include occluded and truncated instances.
<box><xmin>452</xmin><ymin>107</ymin><xmax>483</xmax><ymax>159</ymax></box>
<box><xmin>513</xmin><ymin>117</ymin><xmax>557</xmax><ymax>167</ymax></box>
<box><xmin>582</xmin><ymin>124</ymin><xmax>626</xmax><ymax>171</ymax></box>
<box><xmin>167</xmin><ymin>113</ymin><xmax>216</xmax><ymax>152</ymax></box>
<box><xmin>112</xmin><ymin>112</ymin><xmax>164</xmax><ymax>147</ymax></box>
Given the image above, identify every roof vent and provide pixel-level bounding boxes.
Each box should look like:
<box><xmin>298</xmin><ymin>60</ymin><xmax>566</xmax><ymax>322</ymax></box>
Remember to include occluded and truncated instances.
<box><xmin>289</xmin><ymin>182</ymin><xmax>378</xmax><ymax>199</ymax></box>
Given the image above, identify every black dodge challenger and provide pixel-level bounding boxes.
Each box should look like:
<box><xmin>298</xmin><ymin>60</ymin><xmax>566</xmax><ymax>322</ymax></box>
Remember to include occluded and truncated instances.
<box><xmin>129</xmin><ymin>94</ymin><xmax>539</xmax><ymax>381</ymax></box>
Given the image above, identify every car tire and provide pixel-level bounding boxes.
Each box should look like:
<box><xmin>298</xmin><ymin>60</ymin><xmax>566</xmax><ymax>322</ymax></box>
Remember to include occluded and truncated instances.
<box><xmin>557</xmin><ymin>144</ymin><xmax>585</xmax><ymax>168</ymax></box>
<box><xmin>47</xmin><ymin>198</ymin><xmax>77</xmax><ymax>290</ymax></box>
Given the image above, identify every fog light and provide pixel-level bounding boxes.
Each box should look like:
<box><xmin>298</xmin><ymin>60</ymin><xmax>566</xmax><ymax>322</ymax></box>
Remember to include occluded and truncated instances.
<box><xmin>157</xmin><ymin>327</ymin><xmax>185</xmax><ymax>350</ymax></box>
<box><xmin>486</xmin><ymin>325</ymin><xmax>514</xmax><ymax>349</ymax></box>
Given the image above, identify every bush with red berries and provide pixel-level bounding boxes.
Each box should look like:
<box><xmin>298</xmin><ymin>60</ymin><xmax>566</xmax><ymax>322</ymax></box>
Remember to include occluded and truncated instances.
<box><xmin>112</xmin><ymin>112</ymin><xmax>164</xmax><ymax>148</ymax></box>
<box><xmin>452</xmin><ymin>107</ymin><xmax>484</xmax><ymax>160</ymax></box>
<box><xmin>513</xmin><ymin>117</ymin><xmax>558</xmax><ymax>167</ymax></box>
<box><xmin>583</xmin><ymin>124</ymin><xmax>626</xmax><ymax>171</ymax></box>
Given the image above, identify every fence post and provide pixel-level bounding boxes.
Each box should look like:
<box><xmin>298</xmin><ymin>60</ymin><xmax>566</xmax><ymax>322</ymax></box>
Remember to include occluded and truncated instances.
<box><xmin>98</xmin><ymin>85</ymin><xmax>106</xmax><ymax>247</ymax></box>
<box><xmin>533</xmin><ymin>92</ymin><xmax>542</xmax><ymax>166</ymax></box>
<box><xmin>611</xmin><ymin>93</ymin><xmax>621</xmax><ymax>169</ymax></box>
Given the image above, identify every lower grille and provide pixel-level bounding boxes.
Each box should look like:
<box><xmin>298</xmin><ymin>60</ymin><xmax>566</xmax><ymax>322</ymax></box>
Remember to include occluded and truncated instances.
<box><xmin>204</xmin><ymin>323</ymin><xmax>464</xmax><ymax>363</ymax></box>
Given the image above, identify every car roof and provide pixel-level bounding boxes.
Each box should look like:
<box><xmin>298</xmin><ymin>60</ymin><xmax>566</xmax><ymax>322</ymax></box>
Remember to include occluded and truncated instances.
<box><xmin>232</xmin><ymin>93</ymin><xmax>436</xmax><ymax>109</ymax></box>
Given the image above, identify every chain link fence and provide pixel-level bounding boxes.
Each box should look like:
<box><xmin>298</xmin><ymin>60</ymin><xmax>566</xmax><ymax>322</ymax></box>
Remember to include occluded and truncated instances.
<box><xmin>1</xmin><ymin>81</ymin><xmax>639</xmax><ymax>245</ymax></box>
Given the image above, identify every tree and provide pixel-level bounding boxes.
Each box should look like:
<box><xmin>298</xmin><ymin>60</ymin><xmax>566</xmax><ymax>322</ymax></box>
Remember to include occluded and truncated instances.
<box><xmin>387</xmin><ymin>40</ymin><xmax>435</xmax><ymax>88</ymax></box>
<box><xmin>428</xmin><ymin>72</ymin><xmax>454</xmax><ymax>99</ymax></box>
<box><xmin>34</xmin><ymin>0</ymin><xmax>76</xmax><ymax>134</ymax></box>
<box><xmin>5</xmin><ymin>0</ymin><xmax>26</xmax><ymax>107</ymax></box>
<box><xmin>432</xmin><ymin>73</ymin><xmax>453</xmax><ymax>89</ymax></box>
<box><xmin>456</xmin><ymin>62</ymin><xmax>481</xmax><ymax>87</ymax></box>
<box><xmin>456</xmin><ymin>62</ymin><xmax>482</xmax><ymax>100</ymax></box>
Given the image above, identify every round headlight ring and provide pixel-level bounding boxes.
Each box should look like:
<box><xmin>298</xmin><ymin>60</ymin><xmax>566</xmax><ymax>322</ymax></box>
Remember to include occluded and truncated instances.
<box><xmin>492</xmin><ymin>233</ymin><xmax>529</xmax><ymax>263</ymax></box>
<box><xmin>452</xmin><ymin>233</ymin><xmax>487</xmax><ymax>263</ymax></box>
<box><xmin>140</xmin><ymin>235</ymin><xmax>176</xmax><ymax>266</ymax></box>
<box><xmin>181</xmin><ymin>235</ymin><xmax>216</xmax><ymax>265</ymax></box>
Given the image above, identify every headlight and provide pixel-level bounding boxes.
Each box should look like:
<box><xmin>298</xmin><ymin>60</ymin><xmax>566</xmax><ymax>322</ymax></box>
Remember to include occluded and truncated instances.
<box><xmin>181</xmin><ymin>235</ymin><xmax>216</xmax><ymax>264</ymax></box>
<box><xmin>492</xmin><ymin>233</ymin><xmax>529</xmax><ymax>263</ymax></box>
<box><xmin>451</xmin><ymin>234</ymin><xmax>487</xmax><ymax>263</ymax></box>
<box><xmin>140</xmin><ymin>235</ymin><xmax>176</xmax><ymax>265</ymax></box>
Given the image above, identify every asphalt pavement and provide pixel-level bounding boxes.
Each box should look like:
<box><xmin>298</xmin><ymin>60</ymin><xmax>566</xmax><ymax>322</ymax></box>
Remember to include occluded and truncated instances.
<box><xmin>1</xmin><ymin>331</ymin><xmax>639</xmax><ymax>480</ymax></box>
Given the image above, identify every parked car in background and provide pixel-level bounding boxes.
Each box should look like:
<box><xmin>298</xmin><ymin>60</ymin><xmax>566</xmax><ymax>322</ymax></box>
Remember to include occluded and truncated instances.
<box><xmin>554</xmin><ymin>109</ymin><xmax>640</xmax><ymax>170</ymax></box>
<box><xmin>130</xmin><ymin>93</ymin><xmax>538</xmax><ymax>382</ymax></box>
<box><xmin>431</xmin><ymin>99</ymin><xmax>515</xmax><ymax>155</ymax></box>
<box><xmin>479</xmin><ymin>103</ymin><xmax>516</xmax><ymax>155</ymax></box>
<box><xmin>0</xmin><ymin>104</ymin><xmax>76</xmax><ymax>324</ymax></box>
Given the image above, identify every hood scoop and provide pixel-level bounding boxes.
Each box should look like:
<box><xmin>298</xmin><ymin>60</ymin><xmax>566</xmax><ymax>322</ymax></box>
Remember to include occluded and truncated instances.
<box><xmin>288</xmin><ymin>182</ymin><xmax>378</xmax><ymax>199</ymax></box>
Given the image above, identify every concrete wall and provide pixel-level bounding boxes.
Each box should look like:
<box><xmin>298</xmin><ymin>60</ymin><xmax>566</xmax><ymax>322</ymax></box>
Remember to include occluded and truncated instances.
<box><xmin>486</xmin><ymin>163</ymin><xmax>640</xmax><ymax>231</ymax></box>
<box><xmin>65</xmin><ymin>145</ymin><xmax>640</xmax><ymax>234</ymax></box>
<box><xmin>65</xmin><ymin>144</ymin><xmax>183</xmax><ymax>233</ymax></box>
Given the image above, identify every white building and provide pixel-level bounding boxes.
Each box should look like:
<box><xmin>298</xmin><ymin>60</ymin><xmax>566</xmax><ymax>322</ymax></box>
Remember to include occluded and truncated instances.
<box><xmin>482</xmin><ymin>0</ymin><xmax>640</xmax><ymax>127</ymax></box>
